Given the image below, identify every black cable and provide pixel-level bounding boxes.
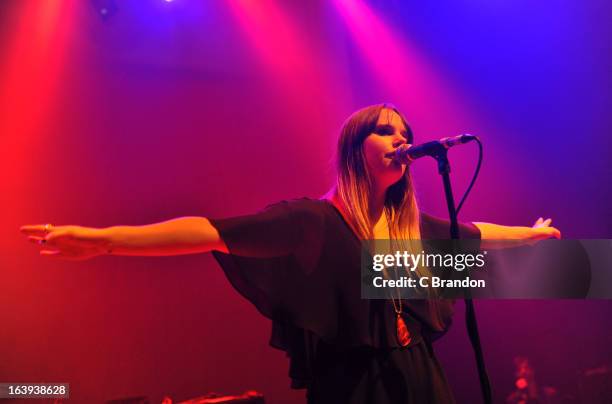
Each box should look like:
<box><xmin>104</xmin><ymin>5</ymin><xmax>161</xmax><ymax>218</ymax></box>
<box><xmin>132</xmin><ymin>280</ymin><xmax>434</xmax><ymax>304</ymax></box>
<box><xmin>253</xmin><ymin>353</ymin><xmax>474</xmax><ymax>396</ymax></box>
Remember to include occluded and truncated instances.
<box><xmin>456</xmin><ymin>136</ymin><xmax>483</xmax><ymax>215</ymax></box>
<box><xmin>453</xmin><ymin>136</ymin><xmax>491</xmax><ymax>403</ymax></box>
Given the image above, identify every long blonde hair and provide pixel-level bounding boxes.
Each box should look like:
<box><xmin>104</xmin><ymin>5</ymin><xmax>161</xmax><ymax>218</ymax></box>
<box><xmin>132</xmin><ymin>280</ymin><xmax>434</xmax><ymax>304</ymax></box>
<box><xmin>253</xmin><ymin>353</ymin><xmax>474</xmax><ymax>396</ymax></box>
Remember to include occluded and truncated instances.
<box><xmin>334</xmin><ymin>103</ymin><xmax>421</xmax><ymax>241</ymax></box>
<box><xmin>332</xmin><ymin>104</ymin><xmax>435</xmax><ymax>295</ymax></box>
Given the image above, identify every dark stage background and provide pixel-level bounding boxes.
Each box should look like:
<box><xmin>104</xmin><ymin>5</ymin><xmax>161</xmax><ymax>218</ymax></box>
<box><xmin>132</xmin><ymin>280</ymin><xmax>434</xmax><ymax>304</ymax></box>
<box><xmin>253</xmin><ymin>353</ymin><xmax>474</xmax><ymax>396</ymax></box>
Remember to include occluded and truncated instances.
<box><xmin>1</xmin><ymin>1</ymin><xmax>611</xmax><ymax>403</ymax></box>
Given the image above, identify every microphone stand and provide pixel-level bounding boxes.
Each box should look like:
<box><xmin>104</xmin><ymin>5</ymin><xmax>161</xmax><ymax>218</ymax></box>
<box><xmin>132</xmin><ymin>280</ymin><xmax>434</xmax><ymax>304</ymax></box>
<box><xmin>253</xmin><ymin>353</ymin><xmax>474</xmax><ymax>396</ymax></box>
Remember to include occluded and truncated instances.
<box><xmin>428</xmin><ymin>144</ymin><xmax>492</xmax><ymax>404</ymax></box>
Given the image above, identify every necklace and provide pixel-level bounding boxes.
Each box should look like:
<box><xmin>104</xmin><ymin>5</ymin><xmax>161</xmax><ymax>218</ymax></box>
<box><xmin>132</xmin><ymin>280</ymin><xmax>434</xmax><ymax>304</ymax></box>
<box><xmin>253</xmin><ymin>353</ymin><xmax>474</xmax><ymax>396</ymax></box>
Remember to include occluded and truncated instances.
<box><xmin>387</xmin><ymin>234</ymin><xmax>411</xmax><ymax>347</ymax></box>
<box><xmin>389</xmin><ymin>267</ymin><xmax>411</xmax><ymax>347</ymax></box>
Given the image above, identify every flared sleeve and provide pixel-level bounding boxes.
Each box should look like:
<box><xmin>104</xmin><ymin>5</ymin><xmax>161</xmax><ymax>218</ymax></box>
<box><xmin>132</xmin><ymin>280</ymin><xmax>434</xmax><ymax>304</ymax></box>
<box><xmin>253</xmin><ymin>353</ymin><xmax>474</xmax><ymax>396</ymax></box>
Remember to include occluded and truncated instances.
<box><xmin>210</xmin><ymin>199</ymin><xmax>339</xmax><ymax>389</ymax></box>
<box><xmin>209</xmin><ymin>199</ymin><xmax>332</xmax><ymax>333</ymax></box>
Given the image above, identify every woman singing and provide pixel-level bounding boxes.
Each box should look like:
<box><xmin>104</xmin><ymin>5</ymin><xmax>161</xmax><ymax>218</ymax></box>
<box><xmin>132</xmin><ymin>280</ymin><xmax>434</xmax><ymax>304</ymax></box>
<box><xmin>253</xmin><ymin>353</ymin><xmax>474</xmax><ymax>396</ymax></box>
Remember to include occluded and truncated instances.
<box><xmin>20</xmin><ymin>104</ymin><xmax>560</xmax><ymax>403</ymax></box>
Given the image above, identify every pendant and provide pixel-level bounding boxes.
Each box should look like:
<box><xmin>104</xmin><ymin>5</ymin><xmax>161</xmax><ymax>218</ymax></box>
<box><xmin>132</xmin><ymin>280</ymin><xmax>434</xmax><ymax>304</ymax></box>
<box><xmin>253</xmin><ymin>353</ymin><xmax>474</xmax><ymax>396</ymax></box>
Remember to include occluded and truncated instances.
<box><xmin>396</xmin><ymin>313</ymin><xmax>411</xmax><ymax>347</ymax></box>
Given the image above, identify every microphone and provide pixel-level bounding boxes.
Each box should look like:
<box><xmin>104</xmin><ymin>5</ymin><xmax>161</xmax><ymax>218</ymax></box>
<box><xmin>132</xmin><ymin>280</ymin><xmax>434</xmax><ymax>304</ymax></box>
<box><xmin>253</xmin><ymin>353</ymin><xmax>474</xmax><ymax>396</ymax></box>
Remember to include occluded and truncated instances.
<box><xmin>391</xmin><ymin>134</ymin><xmax>477</xmax><ymax>164</ymax></box>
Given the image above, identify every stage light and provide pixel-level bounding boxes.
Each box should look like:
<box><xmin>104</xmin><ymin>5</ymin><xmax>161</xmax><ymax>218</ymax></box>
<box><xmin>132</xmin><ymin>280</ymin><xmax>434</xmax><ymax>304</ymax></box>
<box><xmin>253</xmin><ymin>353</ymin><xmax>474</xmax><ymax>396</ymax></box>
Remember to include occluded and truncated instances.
<box><xmin>91</xmin><ymin>0</ymin><xmax>118</xmax><ymax>20</ymax></box>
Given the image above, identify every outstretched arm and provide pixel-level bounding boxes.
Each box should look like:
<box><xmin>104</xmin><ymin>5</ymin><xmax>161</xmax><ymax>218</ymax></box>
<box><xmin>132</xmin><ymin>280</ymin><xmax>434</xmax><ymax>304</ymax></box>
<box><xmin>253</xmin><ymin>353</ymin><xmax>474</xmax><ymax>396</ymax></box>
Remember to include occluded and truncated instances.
<box><xmin>20</xmin><ymin>217</ymin><xmax>229</xmax><ymax>260</ymax></box>
<box><xmin>473</xmin><ymin>217</ymin><xmax>561</xmax><ymax>249</ymax></box>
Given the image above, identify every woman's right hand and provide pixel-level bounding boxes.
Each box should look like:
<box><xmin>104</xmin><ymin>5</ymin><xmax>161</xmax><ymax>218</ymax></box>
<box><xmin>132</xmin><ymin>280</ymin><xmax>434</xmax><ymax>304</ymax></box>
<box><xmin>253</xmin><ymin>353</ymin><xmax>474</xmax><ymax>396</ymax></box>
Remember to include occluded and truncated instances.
<box><xmin>20</xmin><ymin>224</ymin><xmax>111</xmax><ymax>260</ymax></box>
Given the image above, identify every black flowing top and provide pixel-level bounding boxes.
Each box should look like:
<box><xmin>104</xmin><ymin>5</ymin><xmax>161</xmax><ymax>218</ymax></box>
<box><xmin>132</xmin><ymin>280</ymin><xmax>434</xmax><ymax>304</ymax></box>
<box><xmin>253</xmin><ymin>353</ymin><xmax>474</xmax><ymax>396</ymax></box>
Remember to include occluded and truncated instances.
<box><xmin>210</xmin><ymin>198</ymin><xmax>480</xmax><ymax>403</ymax></box>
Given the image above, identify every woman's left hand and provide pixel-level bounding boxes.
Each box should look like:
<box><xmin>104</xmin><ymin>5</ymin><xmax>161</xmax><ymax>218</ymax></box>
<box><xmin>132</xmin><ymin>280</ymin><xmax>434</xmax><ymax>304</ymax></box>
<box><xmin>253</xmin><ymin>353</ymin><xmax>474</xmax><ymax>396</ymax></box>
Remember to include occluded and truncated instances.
<box><xmin>529</xmin><ymin>217</ymin><xmax>562</xmax><ymax>244</ymax></box>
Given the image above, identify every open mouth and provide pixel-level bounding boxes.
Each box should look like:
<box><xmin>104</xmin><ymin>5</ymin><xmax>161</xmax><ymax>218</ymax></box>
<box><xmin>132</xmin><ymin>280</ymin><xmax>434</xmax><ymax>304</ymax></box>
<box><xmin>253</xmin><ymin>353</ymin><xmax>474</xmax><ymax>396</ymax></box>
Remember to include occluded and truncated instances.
<box><xmin>384</xmin><ymin>151</ymin><xmax>396</xmax><ymax>159</ymax></box>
